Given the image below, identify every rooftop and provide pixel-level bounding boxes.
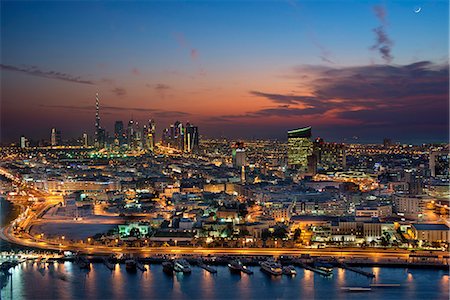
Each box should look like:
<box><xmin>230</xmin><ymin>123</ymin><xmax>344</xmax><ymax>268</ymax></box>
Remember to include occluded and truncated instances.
<box><xmin>412</xmin><ymin>223</ymin><xmax>449</xmax><ymax>231</ymax></box>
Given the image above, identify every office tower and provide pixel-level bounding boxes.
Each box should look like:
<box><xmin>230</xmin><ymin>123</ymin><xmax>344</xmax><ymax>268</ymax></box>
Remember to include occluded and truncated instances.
<box><xmin>184</xmin><ymin>122</ymin><xmax>199</xmax><ymax>153</ymax></box>
<box><xmin>127</xmin><ymin>119</ymin><xmax>135</xmax><ymax>149</ymax></box>
<box><xmin>162</xmin><ymin>128</ymin><xmax>170</xmax><ymax>146</ymax></box>
<box><xmin>149</xmin><ymin>119</ymin><xmax>156</xmax><ymax>151</ymax></box>
<box><xmin>94</xmin><ymin>92</ymin><xmax>100</xmax><ymax>147</ymax></box>
<box><xmin>20</xmin><ymin>135</ymin><xmax>27</xmax><ymax>149</ymax></box>
<box><xmin>143</xmin><ymin>119</ymin><xmax>156</xmax><ymax>151</ymax></box>
<box><xmin>82</xmin><ymin>133</ymin><xmax>88</xmax><ymax>147</ymax></box>
<box><xmin>51</xmin><ymin>128</ymin><xmax>61</xmax><ymax>146</ymax></box>
<box><xmin>314</xmin><ymin>138</ymin><xmax>346</xmax><ymax>171</ymax></box>
<box><xmin>429</xmin><ymin>151</ymin><xmax>450</xmax><ymax>179</ymax></box>
<box><xmin>232</xmin><ymin>141</ymin><xmax>246</xmax><ymax>167</ymax></box>
<box><xmin>404</xmin><ymin>169</ymin><xmax>424</xmax><ymax>196</ymax></box>
<box><xmin>114</xmin><ymin>121</ymin><xmax>124</xmax><ymax>146</ymax></box>
<box><xmin>241</xmin><ymin>166</ymin><xmax>246</xmax><ymax>184</ymax></box>
<box><xmin>287</xmin><ymin>127</ymin><xmax>313</xmax><ymax>172</ymax></box>
<box><xmin>174</xmin><ymin>121</ymin><xmax>184</xmax><ymax>150</ymax></box>
<box><xmin>135</xmin><ymin>121</ymin><xmax>142</xmax><ymax>149</ymax></box>
<box><xmin>93</xmin><ymin>93</ymin><xmax>106</xmax><ymax>148</ymax></box>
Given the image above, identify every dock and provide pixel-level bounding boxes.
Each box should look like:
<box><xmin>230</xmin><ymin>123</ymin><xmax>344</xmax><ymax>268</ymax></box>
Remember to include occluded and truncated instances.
<box><xmin>297</xmin><ymin>262</ymin><xmax>332</xmax><ymax>277</ymax></box>
<box><xmin>338</xmin><ymin>262</ymin><xmax>375</xmax><ymax>278</ymax></box>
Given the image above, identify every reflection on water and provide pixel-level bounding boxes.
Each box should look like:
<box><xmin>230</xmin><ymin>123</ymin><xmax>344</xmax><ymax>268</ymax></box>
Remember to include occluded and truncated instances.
<box><xmin>1</xmin><ymin>263</ymin><xmax>448</xmax><ymax>300</ymax></box>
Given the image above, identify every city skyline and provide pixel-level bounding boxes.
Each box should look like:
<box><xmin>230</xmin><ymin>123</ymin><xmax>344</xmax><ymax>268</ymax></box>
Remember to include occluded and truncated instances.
<box><xmin>1</xmin><ymin>0</ymin><xmax>449</xmax><ymax>144</ymax></box>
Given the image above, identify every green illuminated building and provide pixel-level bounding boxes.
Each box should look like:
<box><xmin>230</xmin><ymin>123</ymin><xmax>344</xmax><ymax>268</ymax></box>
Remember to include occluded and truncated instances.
<box><xmin>287</xmin><ymin>126</ymin><xmax>313</xmax><ymax>172</ymax></box>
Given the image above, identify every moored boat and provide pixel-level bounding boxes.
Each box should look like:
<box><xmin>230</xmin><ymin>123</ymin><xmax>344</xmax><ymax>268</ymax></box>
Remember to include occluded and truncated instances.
<box><xmin>125</xmin><ymin>259</ymin><xmax>137</xmax><ymax>272</ymax></box>
<box><xmin>162</xmin><ymin>261</ymin><xmax>174</xmax><ymax>275</ymax></box>
<box><xmin>173</xmin><ymin>259</ymin><xmax>191</xmax><ymax>274</ymax></box>
<box><xmin>282</xmin><ymin>265</ymin><xmax>297</xmax><ymax>276</ymax></box>
<box><xmin>228</xmin><ymin>260</ymin><xmax>243</xmax><ymax>274</ymax></box>
<box><xmin>260</xmin><ymin>260</ymin><xmax>283</xmax><ymax>276</ymax></box>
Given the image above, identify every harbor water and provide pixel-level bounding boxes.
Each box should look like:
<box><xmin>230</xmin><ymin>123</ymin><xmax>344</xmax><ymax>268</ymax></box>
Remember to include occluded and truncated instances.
<box><xmin>1</xmin><ymin>261</ymin><xmax>448</xmax><ymax>299</ymax></box>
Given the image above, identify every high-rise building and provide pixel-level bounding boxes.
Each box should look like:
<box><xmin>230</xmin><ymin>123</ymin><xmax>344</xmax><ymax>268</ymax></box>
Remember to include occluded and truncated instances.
<box><xmin>184</xmin><ymin>122</ymin><xmax>199</xmax><ymax>153</ymax></box>
<box><xmin>314</xmin><ymin>138</ymin><xmax>346</xmax><ymax>171</ymax></box>
<box><xmin>82</xmin><ymin>132</ymin><xmax>89</xmax><ymax>147</ymax></box>
<box><xmin>404</xmin><ymin>169</ymin><xmax>424</xmax><ymax>196</ymax></box>
<box><xmin>20</xmin><ymin>135</ymin><xmax>28</xmax><ymax>148</ymax></box>
<box><xmin>287</xmin><ymin>127</ymin><xmax>313</xmax><ymax>172</ymax></box>
<box><xmin>114</xmin><ymin>121</ymin><xmax>124</xmax><ymax>146</ymax></box>
<box><xmin>135</xmin><ymin>121</ymin><xmax>142</xmax><ymax>149</ymax></box>
<box><xmin>93</xmin><ymin>93</ymin><xmax>106</xmax><ymax>148</ymax></box>
<box><xmin>51</xmin><ymin>128</ymin><xmax>61</xmax><ymax>146</ymax></box>
<box><xmin>429</xmin><ymin>151</ymin><xmax>449</xmax><ymax>179</ymax></box>
<box><xmin>127</xmin><ymin>119</ymin><xmax>135</xmax><ymax>148</ymax></box>
<box><xmin>232</xmin><ymin>141</ymin><xmax>246</xmax><ymax>167</ymax></box>
<box><xmin>143</xmin><ymin>119</ymin><xmax>156</xmax><ymax>151</ymax></box>
<box><xmin>162</xmin><ymin>120</ymin><xmax>185</xmax><ymax>151</ymax></box>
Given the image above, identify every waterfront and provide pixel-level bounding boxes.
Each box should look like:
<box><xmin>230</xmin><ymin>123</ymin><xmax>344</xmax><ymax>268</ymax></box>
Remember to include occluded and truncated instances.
<box><xmin>1</xmin><ymin>262</ymin><xmax>449</xmax><ymax>299</ymax></box>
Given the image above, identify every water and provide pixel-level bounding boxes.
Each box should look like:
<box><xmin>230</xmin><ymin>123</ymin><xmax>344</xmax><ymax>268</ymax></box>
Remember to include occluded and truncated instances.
<box><xmin>0</xmin><ymin>197</ymin><xmax>22</xmax><ymax>252</ymax></box>
<box><xmin>1</xmin><ymin>263</ymin><xmax>448</xmax><ymax>299</ymax></box>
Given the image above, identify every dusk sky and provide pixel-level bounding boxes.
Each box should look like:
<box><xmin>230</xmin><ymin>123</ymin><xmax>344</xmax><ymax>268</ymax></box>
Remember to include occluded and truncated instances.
<box><xmin>1</xmin><ymin>0</ymin><xmax>448</xmax><ymax>144</ymax></box>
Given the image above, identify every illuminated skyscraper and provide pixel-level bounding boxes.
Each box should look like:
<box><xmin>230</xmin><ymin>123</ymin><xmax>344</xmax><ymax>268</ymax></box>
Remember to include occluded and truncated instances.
<box><xmin>114</xmin><ymin>121</ymin><xmax>124</xmax><ymax>146</ymax></box>
<box><xmin>82</xmin><ymin>132</ymin><xmax>89</xmax><ymax>147</ymax></box>
<box><xmin>94</xmin><ymin>93</ymin><xmax>106</xmax><ymax>148</ymax></box>
<box><xmin>144</xmin><ymin>119</ymin><xmax>156</xmax><ymax>151</ymax></box>
<box><xmin>287</xmin><ymin>127</ymin><xmax>313</xmax><ymax>172</ymax></box>
<box><xmin>184</xmin><ymin>122</ymin><xmax>199</xmax><ymax>153</ymax></box>
<box><xmin>51</xmin><ymin>128</ymin><xmax>61</xmax><ymax>146</ymax></box>
<box><xmin>127</xmin><ymin>119</ymin><xmax>135</xmax><ymax>149</ymax></box>
<box><xmin>20</xmin><ymin>135</ymin><xmax>27</xmax><ymax>148</ymax></box>
<box><xmin>232</xmin><ymin>141</ymin><xmax>246</xmax><ymax>167</ymax></box>
<box><xmin>314</xmin><ymin>138</ymin><xmax>346</xmax><ymax>171</ymax></box>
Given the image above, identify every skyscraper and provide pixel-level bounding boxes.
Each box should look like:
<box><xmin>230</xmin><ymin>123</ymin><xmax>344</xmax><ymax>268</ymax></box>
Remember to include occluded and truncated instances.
<box><xmin>94</xmin><ymin>93</ymin><xmax>106</xmax><ymax>148</ymax></box>
<box><xmin>184</xmin><ymin>122</ymin><xmax>199</xmax><ymax>153</ymax></box>
<box><xmin>313</xmin><ymin>138</ymin><xmax>346</xmax><ymax>171</ymax></box>
<box><xmin>232</xmin><ymin>141</ymin><xmax>246</xmax><ymax>168</ymax></box>
<box><xmin>20</xmin><ymin>135</ymin><xmax>27</xmax><ymax>148</ymax></box>
<box><xmin>287</xmin><ymin>126</ymin><xmax>313</xmax><ymax>172</ymax></box>
<box><xmin>127</xmin><ymin>119</ymin><xmax>135</xmax><ymax>149</ymax></box>
<box><xmin>114</xmin><ymin>121</ymin><xmax>124</xmax><ymax>146</ymax></box>
<box><xmin>51</xmin><ymin>128</ymin><xmax>61</xmax><ymax>146</ymax></box>
<box><xmin>82</xmin><ymin>132</ymin><xmax>89</xmax><ymax>147</ymax></box>
<box><xmin>143</xmin><ymin>119</ymin><xmax>156</xmax><ymax>151</ymax></box>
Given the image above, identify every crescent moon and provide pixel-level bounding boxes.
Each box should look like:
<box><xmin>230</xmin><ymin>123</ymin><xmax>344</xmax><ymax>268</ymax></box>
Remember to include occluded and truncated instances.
<box><xmin>414</xmin><ymin>7</ymin><xmax>421</xmax><ymax>13</ymax></box>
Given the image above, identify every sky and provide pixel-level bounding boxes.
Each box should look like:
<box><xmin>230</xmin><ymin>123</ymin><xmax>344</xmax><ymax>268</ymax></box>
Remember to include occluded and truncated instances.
<box><xmin>1</xmin><ymin>0</ymin><xmax>449</xmax><ymax>144</ymax></box>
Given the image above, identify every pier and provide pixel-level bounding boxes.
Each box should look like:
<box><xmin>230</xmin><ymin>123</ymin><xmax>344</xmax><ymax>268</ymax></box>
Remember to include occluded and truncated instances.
<box><xmin>338</xmin><ymin>261</ymin><xmax>375</xmax><ymax>278</ymax></box>
<box><xmin>198</xmin><ymin>262</ymin><xmax>217</xmax><ymax>273</ymax></box>
<box><xmin>297</xmin><ymin>261</ymin><xmax>332</xmax><ymax>276</ymax></box>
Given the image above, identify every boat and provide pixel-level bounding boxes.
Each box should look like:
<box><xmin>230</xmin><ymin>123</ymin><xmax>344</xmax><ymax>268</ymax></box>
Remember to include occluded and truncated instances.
<box><xmin>162</xmin><ymin>261</ymin><xmax>174</xmax><ymax>275</ymax></box>
<box><xmin>102</xmin><ymin>257</ymin><xmax>115</xmax><ymax>270</ymax></box>
<box><xmin>75</xmin><ymin>256</ymin><xmax>91</xmax><ymax>270</ymax></box>
<box><xmin>260</xmin><ymin>260</ymin><xmax>283</xmax><ymax>276</ymax></box>
<box><xmin>282</xmin><ymin>265</ymin><xmax>297</xmax><ymax>276</ymax></box>
<box><xmin>173</xmin><ymin>259</ymin><xmax>191</xmax><ymax>274</ymax></box>
<box><xmin>341</xmin><ymin>287</ymin><xmax>372</xmax><ymax>292</ymax></box>
<box><xmin>136</xmin><ymin>260</ymin><xmax>147</xmax><ymax>272</ymax></box>
<box><xmin>314</xmin><ymin>261</ymin><xmax>333</xmax><ymax>272</ymax></box>
<box><xmin>370</xmin><ymin>283</ymin><xmax>401</xmax><ymax>288</ymax></box>
<box><xmin>125</xmin><ymin>259</ymin><xmax>137</xmax><ymax>272</ymax></box>
<box><xmin>228</xmin><ymin>260</ymin><xmax>243</xmax><ymax>274</ymax></box>
<box><xmin>197</xmin><ymin>259</ymin><xmax>217</xmax><ymax>273</ymax></box>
